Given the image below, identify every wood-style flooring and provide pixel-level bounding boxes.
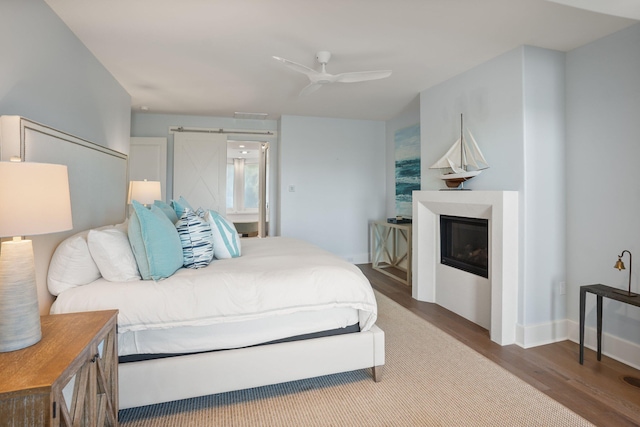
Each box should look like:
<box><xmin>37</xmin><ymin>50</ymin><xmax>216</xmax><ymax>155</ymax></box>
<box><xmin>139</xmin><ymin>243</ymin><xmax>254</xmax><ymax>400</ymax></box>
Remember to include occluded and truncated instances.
<box><xmin>358</xmin><ymin>263</ymin><xmax>640</xmax><ymax>427</ymax></box>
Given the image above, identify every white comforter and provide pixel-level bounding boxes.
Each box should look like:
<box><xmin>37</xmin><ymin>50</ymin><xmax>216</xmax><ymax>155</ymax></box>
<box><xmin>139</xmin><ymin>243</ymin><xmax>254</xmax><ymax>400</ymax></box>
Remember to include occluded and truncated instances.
<box><xmin>50</xmin><ymin>237</ymin><xmax>377</xmax><ymax>333</ymax></box>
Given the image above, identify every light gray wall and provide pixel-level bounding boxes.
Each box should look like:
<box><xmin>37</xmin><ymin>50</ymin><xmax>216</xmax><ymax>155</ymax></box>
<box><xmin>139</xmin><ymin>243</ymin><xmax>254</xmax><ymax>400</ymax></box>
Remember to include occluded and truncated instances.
<box><xmin>566</xmin><ymin>24</ymin><xmax>640</xmax><ymax>342</ymax></box>
<box><xmin>419</xmin><ymin>46</ymin><xmax>566</xmax><ymax>332</ymax></box>
<box><xmin>420</xmin><ymin>47</ymin><xmax>525</xmax><ymax>193</ymax></box>
<box><xmin>522</xmin><ymin>46</ymin><xmax>566</xmax><ymax>325</ymax></box>
<box><xmin>385</xmin><ymin>96</ymin><xmax>420</xmax><ymax>218</ymax></box>
<box><xmin>279</xmin><ymin>115</ymin><xmax>386</xmax><ymax>262</ymax></box>
<box><xmin>0</xmin><ymin>0</ymin><xmax>131</xmax><ymax>154</ymax></box>
<box><xmin>130</xmin><ymin>112</ymin><xmax>279</xmax><ymax>236</ymax></box>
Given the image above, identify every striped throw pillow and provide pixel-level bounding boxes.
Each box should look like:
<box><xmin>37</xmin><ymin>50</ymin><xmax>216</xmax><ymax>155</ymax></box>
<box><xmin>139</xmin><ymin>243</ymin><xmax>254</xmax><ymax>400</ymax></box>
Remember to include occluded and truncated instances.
<box><xmin>175</xmin><ymin>209</ymin><xmax>214</xmax><ymax>268</ymax></box>
<box><xmin>204</xmin><ymin>210</ymin><xmax>241</xmax><ymax>259</ymax></box>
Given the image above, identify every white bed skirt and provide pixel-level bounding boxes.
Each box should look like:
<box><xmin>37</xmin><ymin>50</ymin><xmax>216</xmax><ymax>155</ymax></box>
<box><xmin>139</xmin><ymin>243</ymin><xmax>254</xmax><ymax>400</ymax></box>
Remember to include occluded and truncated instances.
<box><xmin>119</xmin><ymin>325</ymin><xmax>385</xmax><ymax>409</ymax></box>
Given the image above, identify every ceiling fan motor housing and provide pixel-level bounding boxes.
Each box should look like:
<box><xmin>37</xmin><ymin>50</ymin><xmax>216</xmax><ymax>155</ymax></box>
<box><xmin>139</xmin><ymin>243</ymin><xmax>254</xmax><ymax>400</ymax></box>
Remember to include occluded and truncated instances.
<box><xmin>316</xmin><ymin>51</ymin><xmax>331</xmax><ymax>64</ymax></box>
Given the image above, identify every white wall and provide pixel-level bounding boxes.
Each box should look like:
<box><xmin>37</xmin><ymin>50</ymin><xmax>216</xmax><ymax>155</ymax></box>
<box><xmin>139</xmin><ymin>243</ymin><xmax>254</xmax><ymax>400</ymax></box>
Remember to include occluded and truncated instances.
<box><xmin>385</xmin><ymin>96</ymin><xmax>420</xmax><ymax>218</ymax></box>
<box><xmin>279</xmin><ymin>115</ymin><xmax>386</xmax><ymax>262</ymax></box>
<box><xmin>418</xmin><ymin>46</ymin><xmax>567</xmax><ymax>346</ymax></box>
<box><xmin>566</xmin><ymin>24</ymin><xmax>640</xmax><ymax>350</ymax></box>
<box><xmin>0</xmin><ymin>0</ymin><xmax>131</xmax><ymax>154</ymax></box>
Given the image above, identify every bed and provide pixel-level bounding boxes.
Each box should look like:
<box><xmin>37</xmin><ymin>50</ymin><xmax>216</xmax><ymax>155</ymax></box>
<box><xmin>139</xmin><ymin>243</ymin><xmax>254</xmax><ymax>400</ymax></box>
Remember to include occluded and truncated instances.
<box><xmin>50</xmin><ymin>231</ymin><xmax>385</xmax><ymax>409</ymax></box>
<box><xmin>0</xmin><ymin>116</ymin><xmax>385</xmax><ymax>410</ymax></box>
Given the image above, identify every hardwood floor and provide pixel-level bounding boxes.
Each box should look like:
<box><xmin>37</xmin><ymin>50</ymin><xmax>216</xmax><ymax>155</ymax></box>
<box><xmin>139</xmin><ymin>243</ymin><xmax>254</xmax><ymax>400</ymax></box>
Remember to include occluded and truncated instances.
<box><xmin>358</xmin><ymin>263</ymin><xmax>640</xmax><ymax>427</ymax></box>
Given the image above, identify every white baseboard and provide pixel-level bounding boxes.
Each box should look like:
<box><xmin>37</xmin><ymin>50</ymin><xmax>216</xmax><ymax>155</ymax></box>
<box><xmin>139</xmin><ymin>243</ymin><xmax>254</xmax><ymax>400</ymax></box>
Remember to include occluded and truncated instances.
<box><xmin>566</xmin><ymin>319</ymin><xmax>640</xmax><ymax>370</ymax></box>
<box><xmin>515</xmin><ymin>319</ymin><xmax>640</xmax><ymax>370</ymax></box>
<box><xmin>516</xmin><ymin>319</ymin><xmax>568</xmax><ymax>348</ymax></box>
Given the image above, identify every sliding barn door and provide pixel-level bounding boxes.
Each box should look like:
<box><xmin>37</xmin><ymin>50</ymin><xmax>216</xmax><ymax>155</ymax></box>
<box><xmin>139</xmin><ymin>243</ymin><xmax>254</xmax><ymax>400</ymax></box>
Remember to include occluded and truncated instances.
<box><xmin>173</xmin><ymin>132</ymin><xmax>227</xmax><ymax>213</ymax></box>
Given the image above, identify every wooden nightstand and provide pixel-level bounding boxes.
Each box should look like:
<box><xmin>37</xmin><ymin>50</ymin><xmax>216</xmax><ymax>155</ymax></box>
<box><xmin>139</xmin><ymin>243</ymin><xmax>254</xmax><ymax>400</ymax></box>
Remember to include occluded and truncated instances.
<box><xmin>0</xmin><ymin>310</ymin><xmax>119</xmax><ymax>427</ymax></box>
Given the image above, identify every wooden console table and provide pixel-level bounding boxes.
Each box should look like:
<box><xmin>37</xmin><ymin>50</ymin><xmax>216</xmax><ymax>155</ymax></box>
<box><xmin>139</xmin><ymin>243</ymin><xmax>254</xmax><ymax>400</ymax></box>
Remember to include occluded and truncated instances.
<box><xmin>579</xmin><ymin>284</ymin><xmax>640</xmax><ymax>364</ymax></box>
<box><xmin>0</xmin><ymin>310</ymin><xmax>119</xmax><ymax>426</ymax></box>
<box><xmin>371</xmin><ymin>221</ymin><xmax>412</xmax><ymax>286</ymax></box>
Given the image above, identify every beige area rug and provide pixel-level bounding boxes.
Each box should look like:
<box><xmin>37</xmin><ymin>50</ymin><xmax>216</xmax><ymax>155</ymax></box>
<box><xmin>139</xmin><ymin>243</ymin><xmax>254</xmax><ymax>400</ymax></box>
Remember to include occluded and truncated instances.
<box><xmin>119</xmin><ymin>292</ymin><xmax>593</xmax><ymax>426</ymax></box>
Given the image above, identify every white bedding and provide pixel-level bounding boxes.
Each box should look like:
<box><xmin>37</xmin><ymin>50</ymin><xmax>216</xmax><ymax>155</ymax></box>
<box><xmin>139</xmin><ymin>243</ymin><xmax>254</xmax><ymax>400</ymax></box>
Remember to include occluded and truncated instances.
<box><xmin>51</xmin><ymin>237</ymin><xmax>377</xmax><ymax>341</ymax></box>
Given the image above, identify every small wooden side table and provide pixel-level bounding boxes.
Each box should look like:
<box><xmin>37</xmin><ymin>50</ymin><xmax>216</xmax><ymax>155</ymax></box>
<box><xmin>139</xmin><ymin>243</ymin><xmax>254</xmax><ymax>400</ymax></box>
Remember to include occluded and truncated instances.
<box><xmin>0</xmin><ymin>310</ymin><xmax>119</xmax><ymax>427</ymax></box>
<box><xmin>579</xmin><ymin>284</ymin><xmax>640</xmax><ymax>364</ymax></box>
<box><xmin>371</xmin><ymin>221</ymin><xmax>412</xmax><ymax>286</ymax></box>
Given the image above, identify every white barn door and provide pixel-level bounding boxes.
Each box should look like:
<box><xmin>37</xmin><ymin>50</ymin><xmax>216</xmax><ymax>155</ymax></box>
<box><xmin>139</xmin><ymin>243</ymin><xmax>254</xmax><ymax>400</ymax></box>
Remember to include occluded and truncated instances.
<box><xmin>173</xmin><ymin>132</ymin><xmax>227</xmax><ymax>212</ymax></box>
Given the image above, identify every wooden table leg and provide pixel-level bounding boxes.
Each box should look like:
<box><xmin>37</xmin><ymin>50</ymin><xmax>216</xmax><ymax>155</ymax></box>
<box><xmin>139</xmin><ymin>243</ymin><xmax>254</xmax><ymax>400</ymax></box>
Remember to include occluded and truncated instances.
<box><xmin>579</xmin><ymin>288</ymin><xmax>586</xmax><ymax>364</ymax></box>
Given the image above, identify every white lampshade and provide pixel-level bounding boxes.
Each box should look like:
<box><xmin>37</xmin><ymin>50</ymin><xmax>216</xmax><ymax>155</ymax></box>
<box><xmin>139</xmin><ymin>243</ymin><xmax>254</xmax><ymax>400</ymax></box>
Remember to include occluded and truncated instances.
<box><xmin>0</xmin><ymin>161</ymin><xmax>73</xmax><ymax>352</ymax></box>
<box><xmin>128</xmin><ymin>180</ymin><xmax>161</xmax><ymax>205</ymax></box>
<box><xmin>0</xmin><ymin>162</ymin><xmax>73</xmax><ymax>237</ymax></box>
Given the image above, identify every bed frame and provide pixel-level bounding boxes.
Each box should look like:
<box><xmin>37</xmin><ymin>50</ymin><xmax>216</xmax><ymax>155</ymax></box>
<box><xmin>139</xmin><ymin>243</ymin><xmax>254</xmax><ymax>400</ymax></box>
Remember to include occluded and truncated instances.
<box><xmin>119</xmin><ymin>326</ymin><xmax>384</xmax><ymax>408</ymax></box>
<box><xmin>0</xmin><ymin>116</ymin><xmax>385</xmax><ymax>409</ymax></box>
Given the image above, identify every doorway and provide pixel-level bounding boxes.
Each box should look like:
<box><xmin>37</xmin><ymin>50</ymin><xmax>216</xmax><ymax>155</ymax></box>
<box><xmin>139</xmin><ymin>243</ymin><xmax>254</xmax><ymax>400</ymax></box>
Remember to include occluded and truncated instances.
<box><xmin>226</xmin><ymin>140</ymin><xmax>269</xmax><ymax>237</ymax></box>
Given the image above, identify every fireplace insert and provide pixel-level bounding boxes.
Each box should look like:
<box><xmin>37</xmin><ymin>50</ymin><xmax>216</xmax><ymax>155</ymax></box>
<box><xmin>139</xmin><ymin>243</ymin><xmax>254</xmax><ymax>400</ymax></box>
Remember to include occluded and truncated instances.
<box><xmin>440</xmin><ymin>215</ymin><xmax>488</xmax><ymax>278</ymax></box>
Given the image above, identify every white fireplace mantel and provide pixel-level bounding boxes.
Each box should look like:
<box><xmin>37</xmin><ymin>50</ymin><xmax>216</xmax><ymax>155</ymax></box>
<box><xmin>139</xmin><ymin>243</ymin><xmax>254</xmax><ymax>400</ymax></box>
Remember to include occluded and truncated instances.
<box><xmin>412</xmin><ymin>190</ymin><xmax>519</xmax><ymax>345</ymax></box>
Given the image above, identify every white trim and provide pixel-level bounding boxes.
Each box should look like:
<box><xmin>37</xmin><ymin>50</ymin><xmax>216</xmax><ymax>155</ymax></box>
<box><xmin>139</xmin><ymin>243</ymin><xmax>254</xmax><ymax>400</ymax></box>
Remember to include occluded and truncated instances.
<box><xmin>566</xmin><ymin>320</ymin><xmax>640</xmax><ymax>370</ymax></box>
<box><xmin>516</xmin><ymin>320</ymin><xmax>568</xmax><ymax>348</ymax></box>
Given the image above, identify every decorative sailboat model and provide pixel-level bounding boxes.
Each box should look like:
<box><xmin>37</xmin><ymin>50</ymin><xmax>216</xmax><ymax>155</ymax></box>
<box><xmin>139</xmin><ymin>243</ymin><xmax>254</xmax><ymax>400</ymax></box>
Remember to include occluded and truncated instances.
<box><xmin>429</xmin><ymin>114</ymin><xmax>489</xmax><ymax>189</ymax></box>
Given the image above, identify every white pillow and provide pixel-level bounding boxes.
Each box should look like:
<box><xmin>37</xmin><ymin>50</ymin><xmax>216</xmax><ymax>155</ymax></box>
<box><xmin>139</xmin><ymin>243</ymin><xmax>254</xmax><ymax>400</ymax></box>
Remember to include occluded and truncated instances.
<box><xmin>203</xmin><ymin>210</ymin><xmax>241</xmax><ymax>259</ymax></box>
<box><xmin>47</xmin><ymin>231</ymin><xmax>100</xmax><ymax>296</ymax></box>
<box><xmin>87</xmin><ymin>228</ymin><xmax>141</xmax><ymax>282</ymax></box>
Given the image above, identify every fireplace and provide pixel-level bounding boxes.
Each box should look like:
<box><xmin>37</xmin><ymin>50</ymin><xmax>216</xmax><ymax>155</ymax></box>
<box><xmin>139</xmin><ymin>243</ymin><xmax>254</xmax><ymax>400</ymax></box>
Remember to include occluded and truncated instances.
<box><xmin>412</xmin><ymin>190</ymin><xmax>518</xmax><ymax>345</ymax></box>
<box><xmin>440</xmin><ymin>215</ymin><xmax>489</xmax><ymax>278</ymax></box>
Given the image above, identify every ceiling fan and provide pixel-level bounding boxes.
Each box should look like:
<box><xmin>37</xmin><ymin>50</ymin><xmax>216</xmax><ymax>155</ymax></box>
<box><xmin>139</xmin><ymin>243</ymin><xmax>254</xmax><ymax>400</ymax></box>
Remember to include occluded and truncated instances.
<box><xmin>273</xmin><ymin>51</ymin><xmax>392</xmax><ymax>96</ymax></box>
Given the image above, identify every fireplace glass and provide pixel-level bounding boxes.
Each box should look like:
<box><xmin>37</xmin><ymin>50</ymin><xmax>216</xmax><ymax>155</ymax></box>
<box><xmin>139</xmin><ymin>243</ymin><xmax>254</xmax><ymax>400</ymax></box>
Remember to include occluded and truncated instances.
<box><xmin>440</xmin><ymin>215</ymin><xmax>489</xmax><ymax>278</ymax></box>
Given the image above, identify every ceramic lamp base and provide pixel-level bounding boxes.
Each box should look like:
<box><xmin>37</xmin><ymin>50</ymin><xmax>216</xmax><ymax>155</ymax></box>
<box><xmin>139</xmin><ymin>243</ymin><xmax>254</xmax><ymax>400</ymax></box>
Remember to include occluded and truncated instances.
<box><xmin>0</xmin><ymin>239</ymin><xmax>42</xmax><ymax>352</ymax></box>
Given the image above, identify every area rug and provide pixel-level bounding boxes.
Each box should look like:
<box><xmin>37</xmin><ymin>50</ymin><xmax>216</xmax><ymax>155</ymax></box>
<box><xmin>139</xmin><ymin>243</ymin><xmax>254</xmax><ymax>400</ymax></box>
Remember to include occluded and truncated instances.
<box><xmin>119</xmin><ymin>291</ymin><xmax>593</xmax><ymax>426</ymax></box>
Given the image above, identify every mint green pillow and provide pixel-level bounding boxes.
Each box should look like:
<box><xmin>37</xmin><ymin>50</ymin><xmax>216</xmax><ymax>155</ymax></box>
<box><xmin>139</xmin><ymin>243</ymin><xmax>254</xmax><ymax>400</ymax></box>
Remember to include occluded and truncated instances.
<box><xmin>129</xmin><ymin>201</ymin><xmax>184</xmax><ymax>280</ymax></box>
<box><xmin>153</xmin><ymin>200</ymin><xmax>179</xmax><ymax>223</ymax></box>
<box><xmin>171</xmin><ymin>196</ymin><xmax>194</xmax><ymax>219</ymax></box>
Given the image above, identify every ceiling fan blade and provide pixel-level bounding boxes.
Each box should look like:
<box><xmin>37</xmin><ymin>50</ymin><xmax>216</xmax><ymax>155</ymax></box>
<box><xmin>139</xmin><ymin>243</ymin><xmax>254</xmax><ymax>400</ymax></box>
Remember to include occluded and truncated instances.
<box><xmin>334</xmin><ymin>70</ymin><xmax>392</xmax><ymax>83</ymax></box>
<box><xmin>273</xmin><ymin>56</ymin><xmax>318</xmax><ymax>77</ymax></box>
<box><xmin>299</xmin><ymin>82</ymin><xmax>323</xmax><ymax>96</ymax></box>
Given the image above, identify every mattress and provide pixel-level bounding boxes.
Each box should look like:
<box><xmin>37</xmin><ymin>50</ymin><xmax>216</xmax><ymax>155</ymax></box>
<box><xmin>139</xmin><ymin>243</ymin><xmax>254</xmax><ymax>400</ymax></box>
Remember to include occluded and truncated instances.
<box><xmin>50</xmin><ymin>237</ymin><xmax>377</xmax><ymax>357</ymax></box>
<box><xmin>118</xmin><ymin>306</ymin><xmax>359</xmax><ymax>357</ymax></box>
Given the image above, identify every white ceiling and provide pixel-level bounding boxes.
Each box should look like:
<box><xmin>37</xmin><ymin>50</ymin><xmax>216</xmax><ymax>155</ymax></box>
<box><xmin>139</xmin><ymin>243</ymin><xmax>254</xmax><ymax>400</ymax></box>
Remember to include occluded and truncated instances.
<box><xmin>44</xmin><ymin>0</ymin><xmax>637</xmax><ymax>121</ymax></box>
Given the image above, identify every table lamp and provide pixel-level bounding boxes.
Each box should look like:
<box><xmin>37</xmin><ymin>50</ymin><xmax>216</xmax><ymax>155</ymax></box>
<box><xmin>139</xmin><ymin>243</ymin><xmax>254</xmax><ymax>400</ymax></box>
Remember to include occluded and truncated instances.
<box><xmin>613</xmin><ymin>250</ymin><xmax>638</xmax><ymax>297</ymax></box>
<box><xmin>128</xmin><ymin>179</ymin><xmax>161</xmax><ymax>206</ymax></box>
<box><xmin>0</xmin><ymin>161</ymin><xmax>73</xmax><ymax>352</ymax></box>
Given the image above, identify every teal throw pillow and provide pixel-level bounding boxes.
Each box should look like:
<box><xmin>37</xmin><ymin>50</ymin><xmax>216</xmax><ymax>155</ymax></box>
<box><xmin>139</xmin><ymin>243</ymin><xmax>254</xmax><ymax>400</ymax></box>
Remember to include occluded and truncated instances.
<box><xmin>129</xmin><ymin>201</ymin><xmax>184</xmax><ymax>280</ymax></box>
<box><xmin>171</xmin><ymin>196</ymin><xmax>194</xmax><ymax>219</ymax></box>
<box><xmin>154</xmin><ymin>200</ymin><xmax>179</xmax><ymax>224</ymax></box>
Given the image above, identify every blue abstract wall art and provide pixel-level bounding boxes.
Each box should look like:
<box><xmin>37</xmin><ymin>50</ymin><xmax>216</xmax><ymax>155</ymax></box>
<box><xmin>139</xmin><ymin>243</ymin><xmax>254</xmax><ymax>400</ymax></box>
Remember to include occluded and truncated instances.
<box><xmin>395</xmin><ymin>124</ymin><xmax>420</xmax><ymax>217</ymax></box>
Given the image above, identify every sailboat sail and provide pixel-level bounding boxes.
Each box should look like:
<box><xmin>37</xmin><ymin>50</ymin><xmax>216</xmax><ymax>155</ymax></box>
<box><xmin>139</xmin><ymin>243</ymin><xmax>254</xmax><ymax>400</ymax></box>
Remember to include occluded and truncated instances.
<box><xmin>464</xmin><ymin>130</ymin><xmax>488</xmax><ymax>170</ymax></box>
<box><xmin>431</xmin><ymin>137</ymin><xmax>462</xmax><ymax>169</ymax></box>
<box><xmin>429</xmin><ymin>115</ymin><xmax>489</xmax><ymax>188</ymax></box>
